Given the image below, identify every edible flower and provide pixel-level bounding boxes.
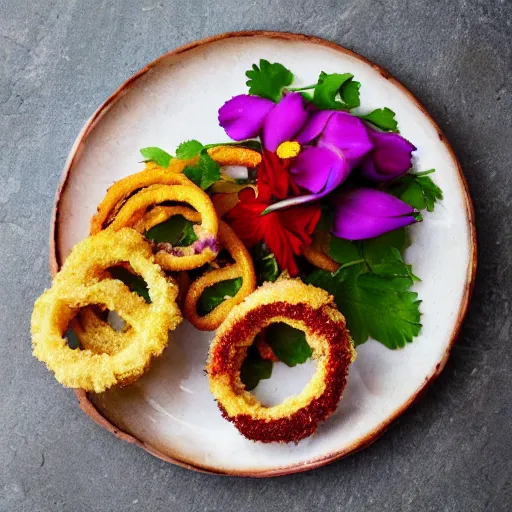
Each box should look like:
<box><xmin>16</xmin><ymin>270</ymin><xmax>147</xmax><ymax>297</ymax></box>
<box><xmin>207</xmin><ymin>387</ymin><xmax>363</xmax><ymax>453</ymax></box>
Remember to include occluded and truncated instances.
<box><xmin>263</xmin><ymin>111</ymin><xmax>374</xmax><ymax>213</ymax></box>
<box><xmin>218</xmin><ymin>92</ymin><xmax>308</xmax><ymax>151</ymax></box>
<box><xmin>225</xmin><ymin>151</ymin><xmax>320</xmax><ymax>276</ymax></box>
<box><xmin>360</xmin><ymin>128</ymin><xmax>416</xmax><ymax>182</ymax></box>
<box><xmin>332</xmin><ymin>188</ymin><xmax>421</xmax><ymax>240</ymax></box>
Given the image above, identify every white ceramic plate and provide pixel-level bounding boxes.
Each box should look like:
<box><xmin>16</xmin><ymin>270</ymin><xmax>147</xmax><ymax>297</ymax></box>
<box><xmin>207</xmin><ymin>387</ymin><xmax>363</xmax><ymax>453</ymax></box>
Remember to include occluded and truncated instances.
<box><xmin>50</xmin><ymin>32</ymin><xmax>476</xmax><ymax>477</ymax></box>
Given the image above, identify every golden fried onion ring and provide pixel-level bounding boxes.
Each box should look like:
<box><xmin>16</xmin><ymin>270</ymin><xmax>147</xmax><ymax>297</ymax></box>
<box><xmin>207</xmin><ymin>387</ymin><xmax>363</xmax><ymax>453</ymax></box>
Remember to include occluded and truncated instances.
<box><xmin>184</xmin><ymin>220</ymin><xmax>256</xmax><ymax>330</ymax></box>
<box><xmin>302</xmin><ymin>232</ymin><xmax>340</xmax><ymax>272</ymax></box>
<box><xmin>134</xmin><ymin>205</ymin><xmax>256</xmax><ymax>330</ymax></box>
<box><xmin>207</xmin><ymin>279</ymin><xmax>355</xmax><ymax>443</ymax></box>
<box><xmin>206</xmin><ymin>146</ymin><xmax>261</xmax><ymax>168</ymax></box>
<box><xmin>72</xmin><ymin>306</ymin><xmax>133</xmax><ymax>355</ymax></box>
<box><xmin>107</xmin><ymin>184</ymin><xmax>219</xmax><ymax>271</ymax></box>
<box><xmin>31</xmin><ymin>228</ymin><xmax>181</xmax><ymax>392</ymax></box>
<box><xmin>90</xmin><ymin>146</ymin><xmax>260</xmax><ymax>235</ymax></box>
<box><xmin>90</xmin><ymin>166</ymin><xmax>191</xmax><ymax>234</ymax></box>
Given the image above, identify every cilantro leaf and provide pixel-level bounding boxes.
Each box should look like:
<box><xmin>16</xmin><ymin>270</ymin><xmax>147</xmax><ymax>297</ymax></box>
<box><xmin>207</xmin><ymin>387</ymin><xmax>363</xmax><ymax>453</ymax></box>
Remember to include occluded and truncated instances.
<box><xmin>387</xmin><ymin>171</ymin><xmax>443</xmax><ymax>212</ymax></box>
<box><xmin>175</xmin><ymin>140</ymin><xmax>204</xmax><ymax>159</ymax></box>
<box><xmin>307</xmin><ymin>264</ymin><xmax>421</xmax><ymax>348</ymax></box>
<box><xmin>183</xmin><ymin>153</ymin><xmax>221</xmax><ymax>190</ymax></box>
<box><xmin>266</xmin><ymin>323</ymin><xmax>312</xmax><ymax>367</ymax></box>
<box><xmin>245</xmin><ymin>59</ymin><xmax>294</xmax><ymax>102</ymax></box>
<box><xmin>254</xmin><ymin>251</ymin><xmax>279</xmax><ymax>285</ymax></box>
<box><xmin>140</xmin><ymin>147</ymin><xmax>173</xmax><ymax>167</ymax></box>
<box><xmin>359</xmin><ymin>108</ymin><xmax>398</xmax><ymax>132</ymax></box>
<box><xmin>317</xmin><ymin>230</ymin><xmax>422</xmax><ymax>348</ymax></box>
<box><xmin>312</xmin><ymin>72</ymin><xmax>354</xmax><ymax>110</ymax></box>
<box><xmin>180</xmin><ymin>222</ymin><xmax>198</xmax><ymax>246</ymax></box>
<box><xmin>340</xmin><ymin>79</ymin><xmax>361</xmax><ymax>109</ymax></box>
<box><xmin>197</xmin><ymin>278</ymin><xmax>243</xmax><ymax>316</ymax></box>
<box><xmin>144</xmin><ymin>215</ymin><xmax>198</xmax><ymax>246</ymax></box>
<box><xmin>109</xmin><ymin>266</ymin><xmax>151</xmax><ymax>303</ymax></box>
<box><xmin>240</xmin><ymin>345</ymin><xmax>273</xmax><ymax>391</ymax></box>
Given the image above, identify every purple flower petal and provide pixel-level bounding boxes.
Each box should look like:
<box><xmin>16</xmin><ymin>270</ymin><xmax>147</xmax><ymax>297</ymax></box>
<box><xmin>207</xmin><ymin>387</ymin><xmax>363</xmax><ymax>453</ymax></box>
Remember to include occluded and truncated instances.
<box><xmin>332</xmin><ymin>210</ymin><xmax>416</xmax><ymax>240</ymax></box>
<box><xmin>290</xmin><ymin>146</ymin><xmax>349</xmax><ymax>193</ymax></box>
<box><xmin>264</xmin><ymin>154</ymin><xmax>350</xmax><ymax>214</ymax></box>
<box><xmin>360</xmin><ymin>130</ymin><xmax>416</xmax><ymax>181</ymax></box>
<box><xmin>295</xmin><ymin>110</ymin><xmax>333</xmax><ymax>144</ymax></box>
<box><xmin>262</xmin><ymin>93</ymin><xmax>309</xmax><ymax>151</ymax></box>
<box><xmin>331</xmin><ymin>188</ymin><xmax>417</xmax><ymax>240</ymax></box>
<box><xmin>318</xmin><ymin>112</ymin><xmax>374</xmax><ymax>168</ymax></box>
<box><xmin>218</xmin><ymin>94</ymin><xmax>274</xmax><ymax>141</ymax></box>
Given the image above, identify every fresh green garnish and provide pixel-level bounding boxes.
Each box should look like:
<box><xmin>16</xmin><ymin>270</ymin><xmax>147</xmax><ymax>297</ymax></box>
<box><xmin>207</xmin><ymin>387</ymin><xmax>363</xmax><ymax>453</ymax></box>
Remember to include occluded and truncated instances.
<box><xmin>252</xmin><ymin>249</ymin><xmax>279</xmax><ymax>285</ymax></box>
<box><xmin>140</xmin><ymin>147</ymin><xmax>173</xmax><ymax>167</ymax></box>
<box><xmin>312</xmin><ymin>72</ymin><xmax>360</xmax><ymax>110</ymax></box>
<box><xmin>246</xmin><ymin>59</ymin><xmax>294</xmax><ymax>102</ymax></box>
<box><xmin>180</xmin><ymin>222</ymin><xmax>198</xmax><ymax>246</ymax></box>
<box><xmin>183</xmin><ymin>153</ymin><xmax>221</xmax><ymax>190</ymax></box>
<box><xmin>306</xmin><ymin>230</ymin><xmax>421</xmax><ymax>348</ymax></box>
<box><xmin>387</xmin><ymin>170</ymin><xmax>443</xmax><ymax>212</ymax></box>
<box><xmin>144</xmin><ymin>215</ymin><xmax>198</xmax><ymax>246</ymax></box>
<box><xmin>340</xmin><ymin>79</ymin><xmax>361</xmax><ymax>109</ymax></box>
<box><xmin>240</xmin><ymin>345</ymin><xmax>273</xmax><ymax>391</ymax></box>
<box><xmin>358</xmin><ymin>107</ymin><xmax>399</xmax><ymax>132</ymax></box>
<box><xmin>197</xmin><ymin>278</ymin><xmax>243</xmax><ymax>316</ymax></box>
<box><xmin>175</xmin><ymin>140</ymin><xmax>204</xmax><ymax>159</ymax></box>
<box><xmin>109</xmin><ymin>266</ymin><xmax>151</xmax><ymax>303</ymax></box>
<box><xmin>266</xmin><ymin>323</ymin><xmax>312</xmax><ymax>367</ymax></box>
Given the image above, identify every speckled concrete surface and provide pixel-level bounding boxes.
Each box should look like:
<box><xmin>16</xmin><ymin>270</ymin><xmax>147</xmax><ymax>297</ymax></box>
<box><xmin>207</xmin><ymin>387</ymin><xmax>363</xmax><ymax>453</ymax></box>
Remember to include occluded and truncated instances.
<box><xmin>1</xmin><ymin>1</ymin><xmax>511</xmax><ymax>510</ymax></box>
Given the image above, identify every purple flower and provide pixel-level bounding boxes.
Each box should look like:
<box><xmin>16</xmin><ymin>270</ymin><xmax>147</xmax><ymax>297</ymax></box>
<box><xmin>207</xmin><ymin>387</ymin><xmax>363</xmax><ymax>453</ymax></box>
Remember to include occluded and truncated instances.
<box><xmin>193</xmin><ymin>236</ymin><xmax>220</xmax><ymax>255</ymax></box>
<box><xmin>218</xmin><ymin>92</ymin><xmax>308</xmax><ymax>151</ymax></box>
<box><xmin>264</xmin><ymin>111</ymin><xmax>374</xmax><ymax>212</ymax></box>
<box><xmin>332</xmin><ymin>188</ymin><xmax>419</xmax><ymax>240</ymax></box>
<box><xmin>360</xmin><ymin>129</ymin><xmax>416</xmax><ymax>182</ymax></box>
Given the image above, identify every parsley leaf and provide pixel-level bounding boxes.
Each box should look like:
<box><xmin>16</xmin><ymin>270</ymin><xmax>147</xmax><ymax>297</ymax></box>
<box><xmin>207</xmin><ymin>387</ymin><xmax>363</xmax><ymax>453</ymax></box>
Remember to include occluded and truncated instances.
<box><xmin>340</xmin><ymin>79</ymin><xmax>361</xmax><ymax>109</ymax></box>
<box><xmin>109</xmin><ymin>266</ymin><xmax>151</xmax><ymax>303</ymax></box>
<box><xmin>309</xmin><ymin>230</ymin><xmax>422</xmax><ymax>348</ymax></box>
<box><xmin>387</xmin><ymin>170</ymin><xmax>443</xmax><ymax>212</ymax></box>
<box><xmin>183</xmin><ymin>153</ymin><xmax>221</xmax><ymax>190</ymax></box>
<box><xmin>140</xmin><ymin>147</ymin><xmax>173</xmax><ymax>167</ymax></box>
<box><xmin>240</xmin><ymin>345</ymin><xmax>273</xmax><ymax>391</ymax></box>
<box><xmin>245</xmin><ymin>59</ymin><xmax>294</xmax><ymax>102</ymax></box>
<box><xmin>307</xmin><ymin>264</ymin><xmax>421</xmax><ymax>348</ymax></box>
<box><xmin>180</xmin><ymin>222</ymin><xmax>198</xmax><ymax>246</ymax></box>
<box><xmin>266</xmin><ymin>323</ymin><xmax>312</xmax><ymax>367</ymax></box>
<box><xmin>175</xmin><ymin>140</ymin><xmax>204</xmax><ymax>159</ymax></box>
<box><xmin>144</xmin><ymin>215</ymin><xmax>198</xmax><ymax>246</ymax></box>
<box><xmin>252</xmin><ymin>245</ymin><xmax>279</xmax><ymax>285</ymax></box>
<box><xmin>312</xmin><ymin>72</ymin><xmax>354</xmax><ymax>110</ymax></box>
<box><xmin>197</xmin><ymin>278</ymin><xmax>243</xmax><ymax>316</ymax></box>
<box><xmin>358</xmin><ymin>107</ymin><xmax>398</xmax><ymax>132</ymax></box>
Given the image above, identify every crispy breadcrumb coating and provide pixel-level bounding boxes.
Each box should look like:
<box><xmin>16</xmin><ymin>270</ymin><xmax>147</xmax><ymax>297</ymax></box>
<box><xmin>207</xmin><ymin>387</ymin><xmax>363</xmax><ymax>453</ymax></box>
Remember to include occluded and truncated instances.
<box><xmin>31</xmin><ymin>229</ymin><xmax>181</xmax><ymax>392</ymax></box>
<box><xmin>207</xmin><ymin>279</ymin><xmax>355</xmax><ymax>443</ymax></box>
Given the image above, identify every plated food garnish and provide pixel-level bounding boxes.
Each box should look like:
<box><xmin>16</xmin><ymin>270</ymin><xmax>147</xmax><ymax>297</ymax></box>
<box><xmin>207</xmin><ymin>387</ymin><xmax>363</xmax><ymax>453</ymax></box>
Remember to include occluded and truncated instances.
<box><xmin>33</xmin><ymin>56</ymin><xmax>444</xmax><ymax>444</ymax></box>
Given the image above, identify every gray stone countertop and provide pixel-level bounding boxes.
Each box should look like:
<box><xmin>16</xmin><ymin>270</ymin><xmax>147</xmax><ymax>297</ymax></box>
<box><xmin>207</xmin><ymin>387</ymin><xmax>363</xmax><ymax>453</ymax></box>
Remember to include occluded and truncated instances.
<box><xmin>1</xmin><ymin>1</ymin><xmax>511</xmax><ymax>510</ymax></box>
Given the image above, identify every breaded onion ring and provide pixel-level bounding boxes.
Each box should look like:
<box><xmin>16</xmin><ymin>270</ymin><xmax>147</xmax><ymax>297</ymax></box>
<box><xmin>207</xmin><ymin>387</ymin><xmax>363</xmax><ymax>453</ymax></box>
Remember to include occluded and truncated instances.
<box><xmin>72</xmin><ymin>306</ymin><xmax>133</xmax><ymax>355</ymax></box>
<box><xmin>135</xmin><ymin>205</ymin><xmax>255</xmax><ymax>330</ymax></box>
<box><xmin>206</xmin><ymin>146</ymin><xmax>261</xmax><ymax>168</ymax></box>
<box><xmin>183</xmin><ymin>220</ymin><xmax>256</xmax><ymax>330</ymax></box>
<box><xmin>31</xmin><ymin>228</ymin><xmax>181</xmax><ymax>392</ymax></box>
<box><xmin>302</xmin><ymin>232</ymin><xmax>339</xmax><ymax>272</ymax></box>
<box><xmin>90</xmin><ymin>166</ymin><xmax>191</xmax><ymax>234</ymax></box>
<box><xmin>107</xmin><ymin>184</ymin><xmax>219</xmax><ymax>271</ymax></box>
<box><xmin>207</xmin><ymin>279</ymin><xmax>355</xmax><ymax>443</ymax></box>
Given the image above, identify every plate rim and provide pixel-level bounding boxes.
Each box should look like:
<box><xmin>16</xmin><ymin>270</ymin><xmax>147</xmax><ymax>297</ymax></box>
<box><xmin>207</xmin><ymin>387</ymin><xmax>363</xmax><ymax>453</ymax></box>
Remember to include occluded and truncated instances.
<box><xmin>48</xmin><ymin>30</ymin><xmax>477</xmax><ymax>478</ymax></box>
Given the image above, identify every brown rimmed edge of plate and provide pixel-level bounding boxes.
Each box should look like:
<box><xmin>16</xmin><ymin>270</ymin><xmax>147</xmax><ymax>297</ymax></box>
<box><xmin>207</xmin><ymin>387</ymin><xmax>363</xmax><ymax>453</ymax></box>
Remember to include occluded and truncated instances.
<box><xmin>48</xmin><ymin>30</ymin><xmax>477</xmax><ymax>478</ymax></box>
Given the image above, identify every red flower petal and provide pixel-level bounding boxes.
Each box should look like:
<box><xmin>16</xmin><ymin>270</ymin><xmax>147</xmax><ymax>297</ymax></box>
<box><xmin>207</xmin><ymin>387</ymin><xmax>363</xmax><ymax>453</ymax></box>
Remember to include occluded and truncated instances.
<box><xmin>226</xmin><ymin>187</ymin><xmax>321</xmax><ymax>276</ymax></box>
<box><xmin>257</xmin><ymin>150</ymin><xmax>293</xmax><ymax>200</ymax></box>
